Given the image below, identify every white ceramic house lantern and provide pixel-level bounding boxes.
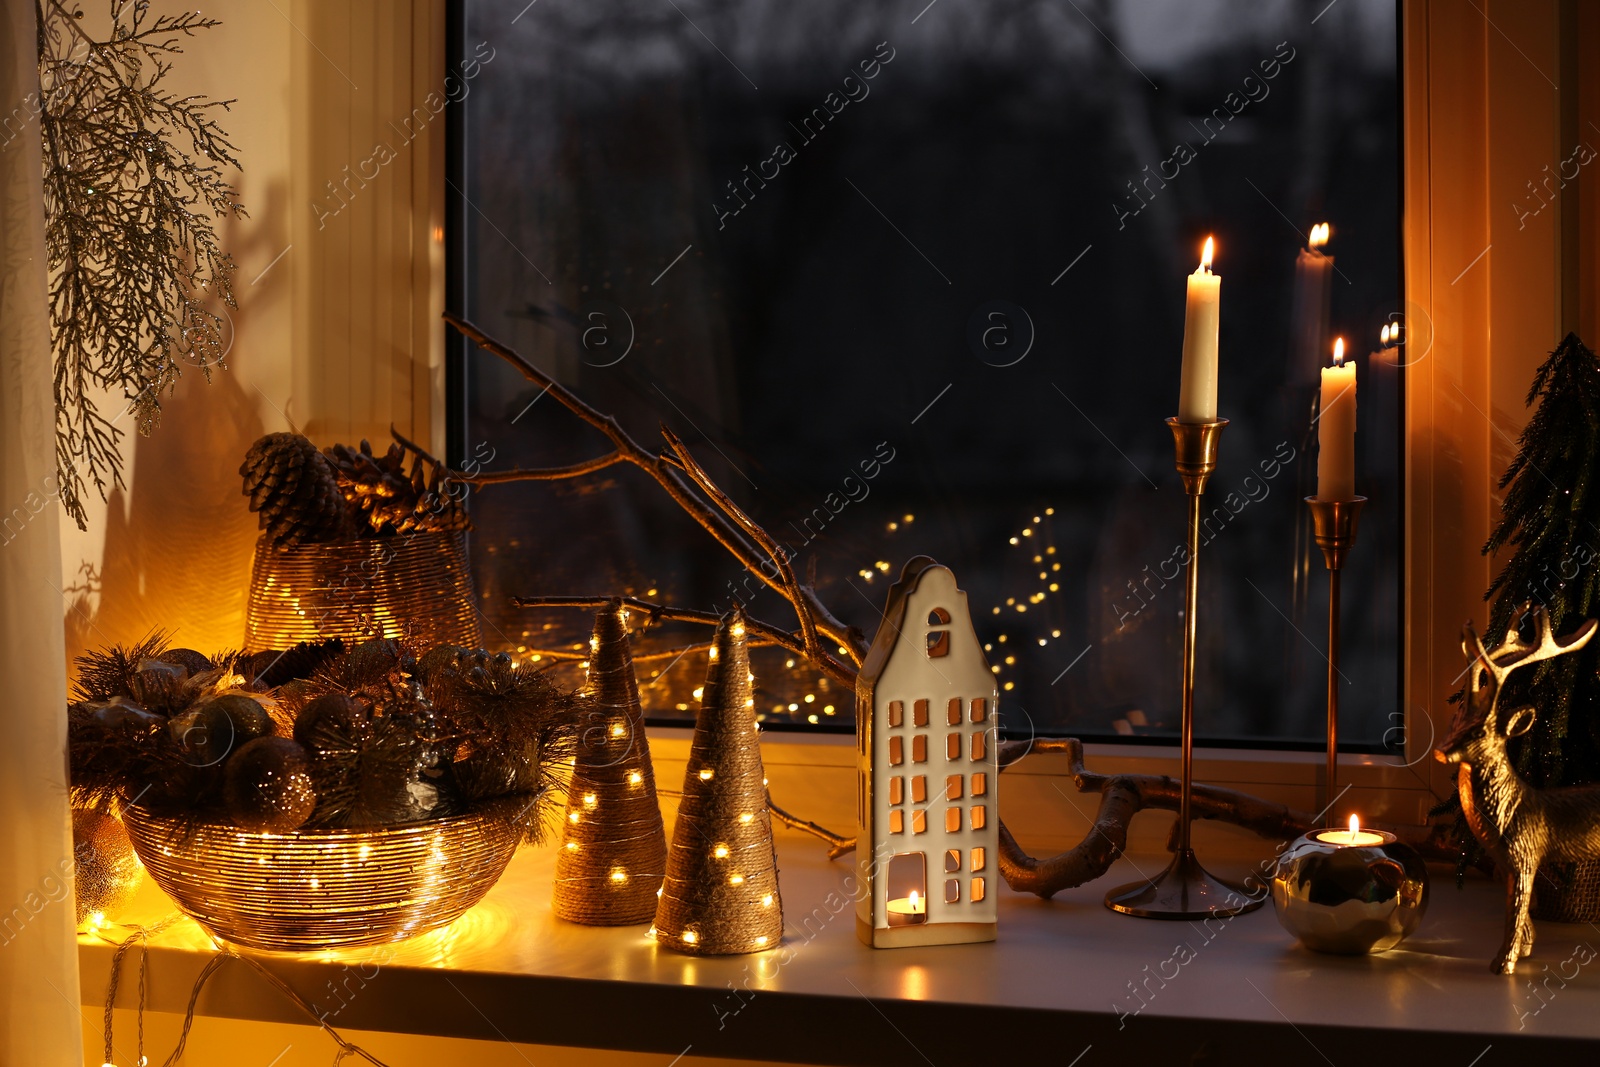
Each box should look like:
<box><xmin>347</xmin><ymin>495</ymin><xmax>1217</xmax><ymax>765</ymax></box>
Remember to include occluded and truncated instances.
<box><xmin>856</xmin><ymin>557</ymin><xmax>999</xmax><ymax>948</ymax></box>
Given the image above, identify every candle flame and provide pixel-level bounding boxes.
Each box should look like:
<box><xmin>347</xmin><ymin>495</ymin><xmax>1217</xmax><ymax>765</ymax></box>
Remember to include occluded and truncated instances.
<box><xmin>1333</xmin><ymin>337</ymin><xmax>1346</xmax><ymax>365</ymax></box>
<box><xmin>1200</xmin><ymin>236</ymin><xmax>1214</xmax><ymax>271</ymax></box>
<box><xmin>1380</xmin><ymin>323</ymin><xmax>1391</xmax><ymax>345</ymax></box>
<box><xmin>908</xmin><ymin>889</ymin><xmax>920</xmax><ymax>908</ymax></box>
<box><xmin>1349</xmin><ymin>814</ymin><xmax>1360</xmax><ymax>836</ymax></box>
<box><xmin>1309</xmin><ymin>222</ymin><xmax>1330</xmax><ymax>249</ymax></box>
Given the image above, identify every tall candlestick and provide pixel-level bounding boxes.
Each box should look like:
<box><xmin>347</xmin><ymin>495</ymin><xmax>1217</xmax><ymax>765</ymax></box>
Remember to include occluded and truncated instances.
<box><xmin>1316</xmin><ymin>338</ymin><xmax>1357</xmax><ymax>501</ymax></box>
<box><xmin>1178</xmin><ymin>236</ymin><xmax>1221</xmax><ymax>423</ymax></box>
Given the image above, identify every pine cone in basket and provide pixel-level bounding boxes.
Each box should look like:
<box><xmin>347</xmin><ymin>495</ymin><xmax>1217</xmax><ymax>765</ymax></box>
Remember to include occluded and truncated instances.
<box><xmin>240</xmin><ymin>433</ymin><xmax>347</xmax><ymax>547</ymax></box>
<box><xmin>325</xmin><ymin>438</ymin><xmax>471</xmax><ymax>536</ymax></box>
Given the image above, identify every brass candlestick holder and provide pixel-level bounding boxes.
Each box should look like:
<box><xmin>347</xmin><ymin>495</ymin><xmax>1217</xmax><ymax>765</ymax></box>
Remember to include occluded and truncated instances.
<box><xmin>1106</xmin><ymin>417</ymin><xmax>1264</xmax><ymax>920</ymax></box>
<box><xmin>1304</xmin><ymin>496</ymin><xmax>1366</xmax><ymax>820</ymax></box>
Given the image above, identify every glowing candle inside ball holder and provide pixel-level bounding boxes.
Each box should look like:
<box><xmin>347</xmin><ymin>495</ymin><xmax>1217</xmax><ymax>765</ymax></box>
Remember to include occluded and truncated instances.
<box><xmin>1272</xmin><ymin>815</ymin><xmax>1430</xmax><ymax>955</ymax></box>
<box><xmin>1315</xmin><ymin>815</ymin><xmax>1387</xmax><ymax>848</ymax></box>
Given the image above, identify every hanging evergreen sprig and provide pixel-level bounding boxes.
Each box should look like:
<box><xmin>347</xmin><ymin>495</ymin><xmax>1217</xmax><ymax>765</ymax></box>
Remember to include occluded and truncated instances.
<box><xmin>36</xmin><ymin>0</ymin><xmax>246</xmax><ymax>528</ymax></box>
<box><xmin>1481</xmin><ymin>333</ymin><xmax>1600</xmax><ymax>789</ymax></box>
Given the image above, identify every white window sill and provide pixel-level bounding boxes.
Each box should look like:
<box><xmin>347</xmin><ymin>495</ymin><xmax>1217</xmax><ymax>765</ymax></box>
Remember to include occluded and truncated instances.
<box><xmin>81</xmin><ymin>822</ymin><xmax>1587</xmax><ymax>1062</ymax></box>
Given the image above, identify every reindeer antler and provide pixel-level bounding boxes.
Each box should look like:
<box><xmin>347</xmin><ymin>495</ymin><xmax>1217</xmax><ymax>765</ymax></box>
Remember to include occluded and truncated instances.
<box><xmin>1472</xmin><ymin>607</ymin><xmax>1599</xmax><ymax>683</ymax></box>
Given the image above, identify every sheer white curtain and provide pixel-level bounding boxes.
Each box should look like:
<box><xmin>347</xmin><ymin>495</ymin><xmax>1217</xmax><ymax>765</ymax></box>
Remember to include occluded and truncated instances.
<box><xmin>0</xmin><ymin>0</ymin><xmax>85</xmax><ymax>1061</ymax></box>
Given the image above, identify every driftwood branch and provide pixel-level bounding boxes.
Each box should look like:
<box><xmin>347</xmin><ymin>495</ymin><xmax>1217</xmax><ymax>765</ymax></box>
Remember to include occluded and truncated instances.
<box><xmin>994</xmin><ymin>738</ymin><xmax>1468</xmax><ymax>898</ymax></box>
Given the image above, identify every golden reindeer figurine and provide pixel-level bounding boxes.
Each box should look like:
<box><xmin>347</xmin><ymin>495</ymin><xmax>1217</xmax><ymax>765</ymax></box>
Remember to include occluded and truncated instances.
<box><xmin>1436</xmin><ymin>608</ymin><xmax>1600</xmax><ymax>974</ymax></box>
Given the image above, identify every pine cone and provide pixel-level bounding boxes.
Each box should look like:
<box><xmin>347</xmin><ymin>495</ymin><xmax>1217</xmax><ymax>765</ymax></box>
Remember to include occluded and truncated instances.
<box><xmin>240</xmin><ymin>433</ymin><xmax>347</xmax><ymax>547</ymax></box>
<box><xmin>325</xmin><ymin>438</ymin><xmax>471</xmax><ymax>536</ymax></box>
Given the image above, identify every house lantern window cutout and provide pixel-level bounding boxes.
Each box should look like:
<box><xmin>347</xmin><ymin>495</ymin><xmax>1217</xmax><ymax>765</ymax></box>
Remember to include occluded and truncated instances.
<box><xmin>856</xmin><ymin>557</ymin><xmax>999</xmax><ymax>948</ymax></box>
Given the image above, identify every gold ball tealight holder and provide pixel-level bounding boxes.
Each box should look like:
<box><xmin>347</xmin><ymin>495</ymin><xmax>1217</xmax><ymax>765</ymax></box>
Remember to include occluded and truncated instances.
<box><xmin>1271</xmin><ymin>818</ymin><xmax>1429</xmax><ymax>954</ymax></box>
<box><xmin>1304</xmin><ymin>495</ymin><xmax>1366</xmax><ymax>820</ymax></box>
<box><xmin>1105</xmin><ymin>417</ymin><xmax>1265</xmax><ymax>920</ymax></box>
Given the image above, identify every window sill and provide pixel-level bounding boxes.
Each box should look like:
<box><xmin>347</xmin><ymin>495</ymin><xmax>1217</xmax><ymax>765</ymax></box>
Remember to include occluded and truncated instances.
<box><xmin>80</xmin><ymin>824</ymin><xmax>1588</xmax><ymax>1062</ymax></box>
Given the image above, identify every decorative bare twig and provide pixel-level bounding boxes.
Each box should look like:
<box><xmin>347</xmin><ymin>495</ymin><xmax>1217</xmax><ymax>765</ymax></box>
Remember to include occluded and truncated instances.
<box><xmin>436</xmin><ymin>313</ymin><xmax>867</xmax><ymax>668</ymax></box>
<box><xmin>38</xmin><ymin>0</ymin><xmax>245</xmax><ymax>528</ymax></box>
<box><xmin>767</xmin><ymin>791</ymin><xmax>855</xmax><ymax>859</ymax></box>
<box><xmin>508</xmin><ymin>595</ymin><xmax>855</xmax><ymax>688</ymax></box>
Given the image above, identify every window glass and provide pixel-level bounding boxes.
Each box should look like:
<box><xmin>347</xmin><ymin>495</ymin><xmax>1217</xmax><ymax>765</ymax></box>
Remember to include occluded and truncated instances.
<box><xmin>460</xmin><ymin>0</ymin><xmax>1402</xmax><ymax>747</ymax></box>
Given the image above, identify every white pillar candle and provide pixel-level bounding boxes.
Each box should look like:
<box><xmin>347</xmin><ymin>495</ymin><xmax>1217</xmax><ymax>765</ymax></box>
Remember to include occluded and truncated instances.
<box><xmin>1316</xmin><ymin>338</ymin><xmax>1357</xmax><ymax>501</ymax></box>
<box><xmin>1178</xmin><ymin>236</ymin><xmax>1221</xmax><ymax>423</ymax></box>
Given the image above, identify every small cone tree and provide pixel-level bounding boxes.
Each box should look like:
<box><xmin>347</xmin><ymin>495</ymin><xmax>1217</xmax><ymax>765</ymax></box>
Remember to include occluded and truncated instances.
<box><xmin>551</xmin><ymin>601</ymin><xmax>668</xmax><ymax>924</ymax></box>
<box><xmin>653</xmin><ymin>606</ymin><xmax>784</xmax><ymax>955</ymax></box>
<box><xmin>1483</xmin><ymin>333</ymin><xmax>1600</xmax><ymax>789</ymax></box>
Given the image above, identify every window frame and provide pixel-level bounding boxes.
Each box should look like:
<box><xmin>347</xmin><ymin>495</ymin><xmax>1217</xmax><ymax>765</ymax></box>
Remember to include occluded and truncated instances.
<box><xmin>439</xmin><ymin>0</ymin><xmax>1578</xmax><ymax>813</ymax></box>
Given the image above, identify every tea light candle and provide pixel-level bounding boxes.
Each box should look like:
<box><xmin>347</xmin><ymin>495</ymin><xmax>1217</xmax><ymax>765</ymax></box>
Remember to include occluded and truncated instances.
<box><xmin>886</xmin><ymin>889</ymin><xmax>926</xmax><ymax>925</ymax></box>
<box><xmin>1313</xmin><ymin>814</ymin><xmax>1386</xmax><ymax>848</ymax></box>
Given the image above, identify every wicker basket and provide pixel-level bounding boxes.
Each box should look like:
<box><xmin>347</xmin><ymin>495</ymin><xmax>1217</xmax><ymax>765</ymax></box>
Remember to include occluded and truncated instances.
<box><xmin>122</xmin><ymin>803</ymin><xmax>522</xmax><ymax>951</ymax></box>
<box><xmin>1532</xmin><ymin>858</ymin><xmax>1600</xmax><ymax>923</ymax></box>
<box><xmin>243</xmin><ymin>530</ymin><xmax>481</xmax><ymax>651</ymax></box>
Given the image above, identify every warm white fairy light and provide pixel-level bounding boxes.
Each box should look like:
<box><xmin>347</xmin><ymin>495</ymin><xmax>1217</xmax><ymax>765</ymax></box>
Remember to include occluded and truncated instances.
<box><xmin>699</xmin><ymin>768</ymin><xmax>714</xmax><ymax>781</ymax></box>
<box><xmin>610</xmin><ymin>722</ymin><xmax>626</xmax><ymax>738</ymax></box>
<box><xmin>565</xmin><ymin>841</ymin><xmax>580</xmax><ymax>851</ymax></box>
<box><xmin>628</xmin><ymin>771</ymin><xmax>643</xmax><ymax>786</ymax></box>
<box><xmin>755</xmin><ymin>935</ymin><xmax>769</xmax><ymax>946</ymax></box>
<box><xmin>729</xmin><ymin>873</ymin><xmax>745</xmax><ymax>885</ymax></box>
<box><xmin>682</xmin><ymin>930</ymin><xmax>698</xmax><ymax>944</ymax></box>
<box><xmin>568</xmin><ymin>811</ymin><xmax>581</xmax><ymax>824</ymax></box>
<box><xmin>761</xmin><ymin>894</ymin><xmax>774</xmax><ymax>907</ymax></box>
<box><xmin>713</xmin><ymin>844</ymin><xmax>730</xmax><ymax>859</ymax></box>
<box><xmin>610</xmin><ymin>868</ymin><xmax>628</xmax><ymax>884</ymax></box>
<box><xmin>739</xmin><ymin>813</ymin><xmax>754</xmax><ymax>824</ymax></box>
<box><xmin>582</xmin><ymin>793</ymin><xmax>597</xmax><ymax>809</ymax></box>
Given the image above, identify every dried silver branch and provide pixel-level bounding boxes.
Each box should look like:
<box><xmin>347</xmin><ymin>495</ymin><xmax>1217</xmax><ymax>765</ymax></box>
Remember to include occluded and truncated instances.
<box><xmin>36</xmin><ymin>0</ymin><xmax>245</xmax><ymax>527</ymax></box>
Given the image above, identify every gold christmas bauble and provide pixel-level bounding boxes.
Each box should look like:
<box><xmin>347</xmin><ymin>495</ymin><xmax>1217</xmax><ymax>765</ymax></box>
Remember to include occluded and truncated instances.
<box><xmin>72</xmin><ymin>807</ymin><xmax>144</xmax><ymax>925</ymax></box>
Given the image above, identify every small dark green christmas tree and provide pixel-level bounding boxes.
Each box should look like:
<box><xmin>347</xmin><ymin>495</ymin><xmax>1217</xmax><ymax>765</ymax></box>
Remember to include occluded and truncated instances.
<box><xmin>1481</xmin><ymin>332</ymin><xmax>1600</xmax><ymax>789</ymax></box>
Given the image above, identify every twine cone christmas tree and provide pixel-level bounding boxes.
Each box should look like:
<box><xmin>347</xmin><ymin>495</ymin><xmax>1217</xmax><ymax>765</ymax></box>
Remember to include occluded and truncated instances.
<box><xmin>653</xmin><ymin>606</ymin><xmax>784</xmax><ymax>955</ymax></box>
<box><xmin>551</xmin><ymin>601</ymin><xmax>668</xmax><ymax>924</ymax></box>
